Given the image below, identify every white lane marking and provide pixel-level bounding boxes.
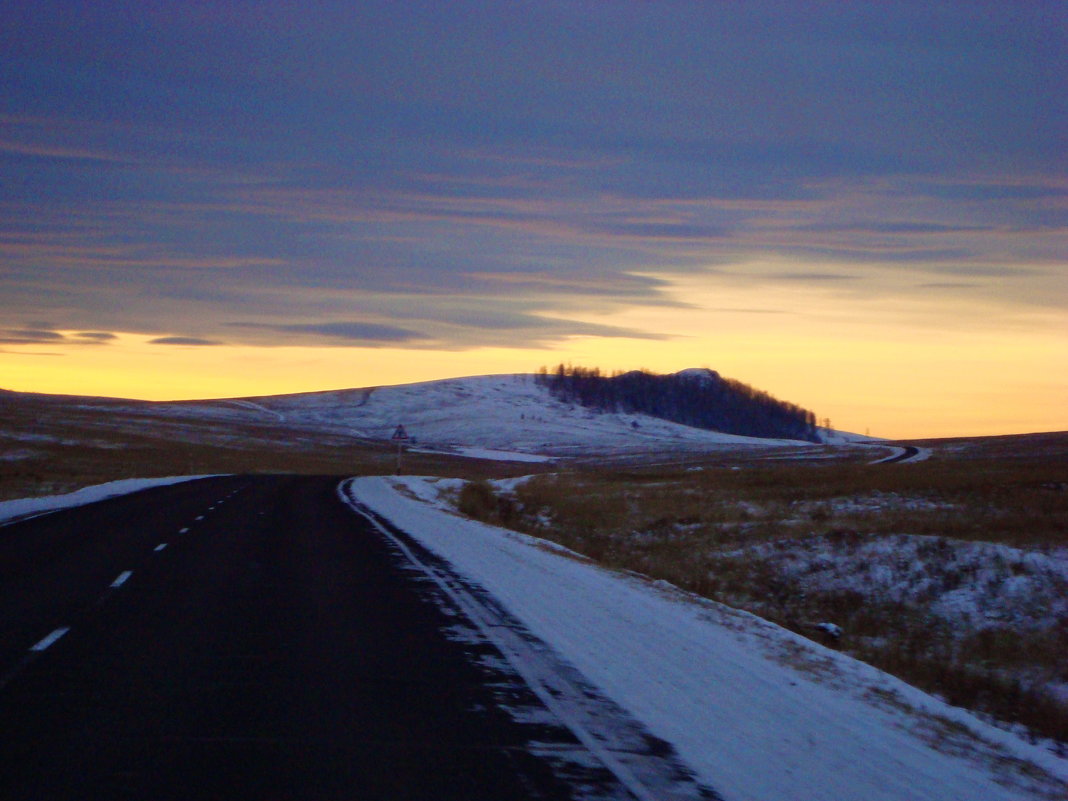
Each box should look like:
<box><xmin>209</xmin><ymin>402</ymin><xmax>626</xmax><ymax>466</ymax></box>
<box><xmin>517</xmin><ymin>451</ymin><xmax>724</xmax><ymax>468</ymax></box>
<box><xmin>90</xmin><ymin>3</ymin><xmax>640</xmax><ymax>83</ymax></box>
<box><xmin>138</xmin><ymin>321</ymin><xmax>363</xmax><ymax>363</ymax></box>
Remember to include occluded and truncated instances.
<box><xmin>111</xmin><ymin>571</ymin><xmax>133</xmax><ymax>588</ymax></box>
<box><xmin>30</xmin><ymin>627</ymin><xmax>70</xmax><ymax>652</ymax></box>
<box><xmin>179</xmin><ymin>527</ymin><xmax>190</xmax><ymax>534</ymax></box>
<box><xmin>195</xmin><ymin>515</ymin><xmax>204</xmax><ymax>521</ymax></box>
<box><xmin>154</xmin><ymin>543</ymin><xmax>168</xmax><ymax>552</ymax></box>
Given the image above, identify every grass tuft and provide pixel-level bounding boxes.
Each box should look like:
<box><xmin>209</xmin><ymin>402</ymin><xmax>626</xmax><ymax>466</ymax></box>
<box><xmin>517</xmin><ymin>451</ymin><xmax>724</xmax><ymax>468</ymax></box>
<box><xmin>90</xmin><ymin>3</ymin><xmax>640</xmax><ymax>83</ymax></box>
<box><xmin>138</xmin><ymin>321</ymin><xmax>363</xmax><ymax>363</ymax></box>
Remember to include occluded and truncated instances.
<box><xmin>455</xmin><ymin>441</ymin><xmax>1068</xmax><ymax>746</ymax></box>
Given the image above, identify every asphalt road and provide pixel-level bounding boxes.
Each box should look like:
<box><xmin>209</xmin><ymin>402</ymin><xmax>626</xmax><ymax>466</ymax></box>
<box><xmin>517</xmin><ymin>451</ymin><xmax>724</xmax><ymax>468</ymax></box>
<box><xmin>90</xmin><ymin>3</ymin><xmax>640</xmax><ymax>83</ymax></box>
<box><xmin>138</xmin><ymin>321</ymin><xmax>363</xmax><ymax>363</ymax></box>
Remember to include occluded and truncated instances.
<box><xmin>881</xmin><ymin>445</ymin><xmax>921</xmax><ymax>464</ymax></box>
<box><xmin>0</xmin><ymin>475</ymin><xmax>651</xmax><ymax>800</ymax></box>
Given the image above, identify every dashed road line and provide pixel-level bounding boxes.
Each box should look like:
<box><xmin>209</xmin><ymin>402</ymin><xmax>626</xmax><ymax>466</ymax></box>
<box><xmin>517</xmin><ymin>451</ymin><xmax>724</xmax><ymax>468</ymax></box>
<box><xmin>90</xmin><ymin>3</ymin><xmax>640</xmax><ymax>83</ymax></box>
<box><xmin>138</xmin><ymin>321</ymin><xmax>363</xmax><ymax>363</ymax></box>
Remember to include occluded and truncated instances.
<box><xmin>154</xmin><ymin>543</ymin><xmax>168</xmax><ymax>552</ymax></box>
<box><xmin>30</xmin><ymin>627</ymin><xmax>70</xmax><ymax>652</ymax></box>
<box><xmin>179</xmin><ymin>527</ymin><xmax>190</xmax><ymax>534</ymax></box>
<box><xmin>110</xmin><ymin>571</ymin><xmax>133</xmax><ymax>588</ymax></box>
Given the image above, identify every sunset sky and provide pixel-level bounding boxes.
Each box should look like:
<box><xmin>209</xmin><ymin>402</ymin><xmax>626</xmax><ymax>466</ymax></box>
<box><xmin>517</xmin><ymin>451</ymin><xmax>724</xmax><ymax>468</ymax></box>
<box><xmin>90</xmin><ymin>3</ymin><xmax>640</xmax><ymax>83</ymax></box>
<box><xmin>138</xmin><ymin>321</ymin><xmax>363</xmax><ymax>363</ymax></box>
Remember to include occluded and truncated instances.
<box><xmin>2</xmin><ymin>1</ymin><xmax>1065</xmax><ymax>439</ymax></box>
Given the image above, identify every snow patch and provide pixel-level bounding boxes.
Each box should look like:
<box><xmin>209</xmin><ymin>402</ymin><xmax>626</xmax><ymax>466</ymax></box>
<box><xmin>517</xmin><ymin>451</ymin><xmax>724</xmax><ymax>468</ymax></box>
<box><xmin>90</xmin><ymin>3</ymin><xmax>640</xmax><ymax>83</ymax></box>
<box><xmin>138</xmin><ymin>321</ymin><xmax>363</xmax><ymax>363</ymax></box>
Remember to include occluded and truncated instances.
<box><xmin>346</xmin><ymin>475</ymin><xmax>1068</xmax><ymax>801</ymax></box>
<box><xmin>239</xmin><ymin>374</ymin><xmax>820</xmax><ymax>457</ymax></box>
<box><xmin>0</xmin><ymin>476</ymin><xmax>217</xmax><ymax>525</ymax></box>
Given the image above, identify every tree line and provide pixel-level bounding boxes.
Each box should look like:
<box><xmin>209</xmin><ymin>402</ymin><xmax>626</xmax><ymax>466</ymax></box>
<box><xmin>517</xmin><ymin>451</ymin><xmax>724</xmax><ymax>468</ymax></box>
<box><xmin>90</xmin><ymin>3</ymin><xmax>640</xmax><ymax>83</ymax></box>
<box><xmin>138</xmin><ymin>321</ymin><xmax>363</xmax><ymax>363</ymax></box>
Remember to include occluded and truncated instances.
<box><xmin>535</xmin><ymin>365</ymin><xmax>821</xmax><ymax>442</ymax></box>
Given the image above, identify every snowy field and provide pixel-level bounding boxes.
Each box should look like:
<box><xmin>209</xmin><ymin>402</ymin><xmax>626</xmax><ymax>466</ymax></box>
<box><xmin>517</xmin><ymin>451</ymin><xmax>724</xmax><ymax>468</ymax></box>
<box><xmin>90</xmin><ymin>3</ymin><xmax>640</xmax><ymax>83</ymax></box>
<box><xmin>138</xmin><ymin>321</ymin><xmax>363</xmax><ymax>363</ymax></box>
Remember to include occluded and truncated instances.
<box><xmin>2</xmin><ymin>374</ymin><xmax>877</xmax><ymax>488</ymax></box>
<box><xmin>346</xmin><ymin>475</ymin><xmax>1068</xmax><ymax>801</ymax></box>
<box><xmin>234</xmin><ymin>374</ymin><xmax>824</xmax><ymax>457</ymax></box>
<box><xmin>716</xmin><ymin>532</ymin><xmax>1068</xmax><ymax>633</ymax></box>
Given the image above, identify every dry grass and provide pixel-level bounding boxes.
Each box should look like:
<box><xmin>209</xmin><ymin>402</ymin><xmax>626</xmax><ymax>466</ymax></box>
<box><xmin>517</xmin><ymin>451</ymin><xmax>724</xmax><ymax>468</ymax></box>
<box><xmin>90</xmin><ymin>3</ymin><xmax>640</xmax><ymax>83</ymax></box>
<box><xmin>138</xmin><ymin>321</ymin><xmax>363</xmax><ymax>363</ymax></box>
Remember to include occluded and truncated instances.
<box><xmin>458</xmin><ymin>435</ymin><xmax>1068</xmax><ymax>746</ymax></box>
<box><xmin>0</xmin><ymin>391</ymin><xmax>546</xmax><ymax>502</ymax></box>
<box><xmin>6</xmin><ymin>387</ymin><xmax>1068</xmax><ymax>747</ymax></box>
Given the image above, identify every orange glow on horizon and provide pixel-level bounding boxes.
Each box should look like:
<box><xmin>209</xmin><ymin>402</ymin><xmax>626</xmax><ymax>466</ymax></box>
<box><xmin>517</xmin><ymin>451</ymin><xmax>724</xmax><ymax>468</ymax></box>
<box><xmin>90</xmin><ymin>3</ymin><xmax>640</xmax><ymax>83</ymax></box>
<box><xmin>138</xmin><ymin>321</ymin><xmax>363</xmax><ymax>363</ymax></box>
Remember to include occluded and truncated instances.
<box><xmin>2</xmin><ymin>275</ymin><xmax>1066</xmax><ymax>446</ymax></box>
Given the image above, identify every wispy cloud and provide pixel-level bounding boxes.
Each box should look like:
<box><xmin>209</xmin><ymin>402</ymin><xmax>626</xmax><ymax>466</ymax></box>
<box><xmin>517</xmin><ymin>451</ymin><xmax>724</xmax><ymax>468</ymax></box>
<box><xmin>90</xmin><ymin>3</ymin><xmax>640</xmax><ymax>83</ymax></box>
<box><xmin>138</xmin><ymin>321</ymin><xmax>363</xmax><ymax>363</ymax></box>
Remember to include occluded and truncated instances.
<box><xmin>0</xmin><ymin>328</ymin><xmax>116</xmax><ymax>346</ymax></box>
<box><xmin>760</xmin><ymin>272</ymin><xmax>860</xmax><ymax>283</ymax></box>
<box><xmin>0</xmin><ymin>0</ymin><xmax>1063</xmax><ymax>352</ymax></box>
<box><xmin>0</xmin><ymin>138</ymin><xmax>133</xmax><ymax>164</ymax></box>
<box><xmin>228</xmin><ymin>321</ymin><xmax>426</xmax><ymax>345</ymax></box>
<box><xmin>0</xmin><ymin>349</ymin><xmax>63</xmax><ymax>356</ymax></box>
<box><xmin>148</xmin><ymin>337</ymin><xmax>223</xmax><ymax>346</ymax></box>
<box><xmin>0</xmin><ymin>328</ymin><xmax>66</xmax><ymax>345</ymax></box>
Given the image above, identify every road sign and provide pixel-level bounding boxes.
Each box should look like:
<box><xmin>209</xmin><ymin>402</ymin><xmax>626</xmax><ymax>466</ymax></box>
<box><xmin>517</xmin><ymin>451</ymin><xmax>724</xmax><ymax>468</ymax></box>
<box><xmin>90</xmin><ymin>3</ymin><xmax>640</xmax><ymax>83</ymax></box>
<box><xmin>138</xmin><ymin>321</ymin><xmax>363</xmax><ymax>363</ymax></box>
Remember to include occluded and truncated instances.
<box><xmin>391</xmin><ymin>425</ymin><xmax>410</xmax><ymax>474</ymax></box>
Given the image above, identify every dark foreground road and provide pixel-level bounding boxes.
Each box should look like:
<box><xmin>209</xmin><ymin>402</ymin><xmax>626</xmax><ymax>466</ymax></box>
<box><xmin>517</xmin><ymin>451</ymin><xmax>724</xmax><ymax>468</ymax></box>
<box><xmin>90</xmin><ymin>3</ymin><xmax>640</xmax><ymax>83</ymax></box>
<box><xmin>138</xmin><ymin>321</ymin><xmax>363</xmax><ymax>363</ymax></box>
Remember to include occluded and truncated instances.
<box><xmin>0</xmin><ymin>475</ymin><xmax>686</xmax><ymax>800</ymax></box>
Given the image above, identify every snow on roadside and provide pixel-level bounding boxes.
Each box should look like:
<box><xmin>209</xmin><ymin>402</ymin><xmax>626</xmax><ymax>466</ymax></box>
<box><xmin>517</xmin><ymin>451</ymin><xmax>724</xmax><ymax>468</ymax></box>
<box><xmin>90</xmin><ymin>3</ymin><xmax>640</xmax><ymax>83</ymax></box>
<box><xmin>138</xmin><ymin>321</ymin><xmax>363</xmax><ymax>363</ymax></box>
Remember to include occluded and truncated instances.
<box><xmin>454</xmin><ymin>446</ymin><xmax>555</xmax><ymax>462</ymax></box>
<box><xmin>350</xmin><ymin>475</ymin><xmax>1068</xmax><ymax>801</ymax></box>
<box><xmin>409</xmin><ymin>445</ymin><xmax>556</xmax><ymax>463</ymax></box>
<box><xmin>0</xmin><ymin>476</ymin><xmax>215</xmax><ymax>525</ymax></box>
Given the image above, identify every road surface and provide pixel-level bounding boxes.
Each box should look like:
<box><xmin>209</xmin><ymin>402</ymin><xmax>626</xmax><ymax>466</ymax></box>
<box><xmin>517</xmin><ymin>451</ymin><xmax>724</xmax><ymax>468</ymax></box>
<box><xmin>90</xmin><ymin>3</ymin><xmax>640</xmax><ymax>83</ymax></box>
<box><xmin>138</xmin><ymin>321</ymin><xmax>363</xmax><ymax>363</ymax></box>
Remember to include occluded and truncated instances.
<box><xmin>0</xmin><ymin>475</ymin><xmax>713</xmax><ymax>800</ymax></box>
<box><xmin>869</xmin><ymin>445</ymin><xmax>929</xmax><ymax>464</ymax></box>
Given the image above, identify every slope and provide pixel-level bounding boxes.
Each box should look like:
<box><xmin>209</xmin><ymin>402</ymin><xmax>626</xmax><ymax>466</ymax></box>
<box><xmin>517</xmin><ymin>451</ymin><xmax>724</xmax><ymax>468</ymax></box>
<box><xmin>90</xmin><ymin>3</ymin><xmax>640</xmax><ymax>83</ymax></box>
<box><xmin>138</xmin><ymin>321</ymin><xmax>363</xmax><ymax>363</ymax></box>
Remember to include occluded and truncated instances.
<box><xmin>244</xmin><ymin>373</ymin><xmax>817</xmax><ymax>457</ymax></box>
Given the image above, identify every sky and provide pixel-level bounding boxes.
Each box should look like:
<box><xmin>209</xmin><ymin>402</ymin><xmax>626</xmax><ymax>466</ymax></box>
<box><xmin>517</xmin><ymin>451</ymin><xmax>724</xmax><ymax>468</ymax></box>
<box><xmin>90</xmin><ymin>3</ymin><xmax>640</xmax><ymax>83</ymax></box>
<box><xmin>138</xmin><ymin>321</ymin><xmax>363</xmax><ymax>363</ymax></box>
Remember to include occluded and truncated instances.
<box><xmin>1</xmin><ymin>0</ymin><xmax>1065</xmax><ymax>439</ymax></box>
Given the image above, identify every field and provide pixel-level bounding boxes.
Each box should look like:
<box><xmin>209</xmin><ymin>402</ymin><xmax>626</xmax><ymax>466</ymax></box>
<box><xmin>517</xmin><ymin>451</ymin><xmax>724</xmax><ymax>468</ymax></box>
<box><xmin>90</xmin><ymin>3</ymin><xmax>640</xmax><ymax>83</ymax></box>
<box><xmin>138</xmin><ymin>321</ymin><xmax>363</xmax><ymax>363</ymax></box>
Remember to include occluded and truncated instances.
<box><xmin>5</xmin><ymin>386</ymin><xmax>1066</xmax><ymax>750</ymax></box>
<box><xmin>0</xmin><ymin>390</ymin><xmax>545</xmax><ymax>504</ymax></box>
<box><xmin>456</xmin><ymin>433</ymin><xmax>1068</xmax><ymax>747</ymax></box>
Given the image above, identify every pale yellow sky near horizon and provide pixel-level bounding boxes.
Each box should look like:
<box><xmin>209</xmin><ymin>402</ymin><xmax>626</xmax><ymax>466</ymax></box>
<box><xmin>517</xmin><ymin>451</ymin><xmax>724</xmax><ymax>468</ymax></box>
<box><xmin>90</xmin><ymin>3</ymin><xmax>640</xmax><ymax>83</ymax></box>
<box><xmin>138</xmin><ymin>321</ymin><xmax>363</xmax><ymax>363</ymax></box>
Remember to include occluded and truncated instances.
<box><xmin>3</xmin><ymin>274</ymin><xmax>1065</xmax><ymax>441</ymax></box>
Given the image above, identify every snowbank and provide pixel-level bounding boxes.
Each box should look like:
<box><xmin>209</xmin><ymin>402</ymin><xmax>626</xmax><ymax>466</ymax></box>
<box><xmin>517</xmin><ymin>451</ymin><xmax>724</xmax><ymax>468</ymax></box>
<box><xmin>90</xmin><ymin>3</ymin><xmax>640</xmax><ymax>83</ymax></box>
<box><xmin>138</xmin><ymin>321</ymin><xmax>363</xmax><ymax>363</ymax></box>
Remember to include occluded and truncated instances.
<box><xmin>347</xmin><ymin>475</ymin><xmax>1068</xmax><ymax>801</ymax></box>
<box><xmin>0</xmin><ymin>476</ymin><xmax>214</xmax><ymax>525</ymax></box>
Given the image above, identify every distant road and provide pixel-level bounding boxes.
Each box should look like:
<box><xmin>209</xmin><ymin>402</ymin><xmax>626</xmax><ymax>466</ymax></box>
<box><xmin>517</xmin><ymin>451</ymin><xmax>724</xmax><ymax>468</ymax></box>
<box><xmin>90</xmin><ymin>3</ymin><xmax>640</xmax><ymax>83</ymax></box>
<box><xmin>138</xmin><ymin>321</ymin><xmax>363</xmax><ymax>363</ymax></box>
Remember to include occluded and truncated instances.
<box><xmin>869</xmin><ymin>445</ymin><xmax>929</xmax><ymax>465</ymax></box>
<box><xmin>882</xmin><ymin>445</ymin><xmax>920</xmax><ymax>463</ymax></box>
<box><xmin>0</xmin><ymin>475</ymin><xmax>712</xmax><ymax>800</ymax></box>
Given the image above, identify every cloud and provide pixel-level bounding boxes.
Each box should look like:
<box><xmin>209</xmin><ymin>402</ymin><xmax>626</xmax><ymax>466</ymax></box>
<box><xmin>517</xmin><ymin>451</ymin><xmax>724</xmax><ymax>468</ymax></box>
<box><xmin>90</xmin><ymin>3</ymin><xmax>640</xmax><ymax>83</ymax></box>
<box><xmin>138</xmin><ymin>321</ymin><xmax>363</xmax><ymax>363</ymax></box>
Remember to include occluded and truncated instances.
<box><xmin>148</xmin><ymin>336</ymin><xmax>223</xmax><ymax>346</ymax></box>
<box><xmin>227</xmin><ymin>321</ymin><xmax>426</xmax><ymax>345</ymax></box>
<box><xmin>0</xmin><ymin>1</ymin><xmax>1063</xmax><ymax>353</ymax></box>
<box><xmin>0</xmin><ymin>137</ymin><xmax>133</xmax><ymax>164</ymax></box>
<box><xmin>0</xmin><ymin>328</ymin><xmax>66</xmax><ymax>344</ymax></box>
<box><xmin>0</xmin><ymin>348</ymin><xmax>63</xmax><ymax>356</ymax></box>
<box><xmin>920</xmin><ymin>264</ymin><xmax>1046</xmax><ymax>279</ymax></box>
<box><xmin>707</xmin><ymin>307</ymin><xmax>794</xmax><ymax>315</ymax></box>
<box><xmin>769</xmin><ymin>246</ymin><xmax>978</xmax><ymax>265</ymax></box>
<box><xmin>583</xmin><ymin>220</ymin><xmax>731</xmax><ymax>242</ymax></box>
<box><xmin>466</xmin><ymin>271</ymin><xmax>688</xmax><ymax>304</ymax></box>
<box><xmin>912</xmin><ymin>181</ymin><xmax>1068</xmax><ymax>202</ymax></box>
<box><xmin>792</xmin><ymin>221</ymin><xmax>993</xmax><ymax>235</ymax></box>
<box><xmin>0</xmin><ymin>327</ymin><xmax>117</xmax><ymax>346</ymax></box>
<box><xmin>223</xmin><ymin>313</ymin><xmax>667</xmax><ymax>350</ymax></box>
<box><xmin>760</xmin><ymin>272</ymin><xmax>860</xmax><ymax>283</ymax></box>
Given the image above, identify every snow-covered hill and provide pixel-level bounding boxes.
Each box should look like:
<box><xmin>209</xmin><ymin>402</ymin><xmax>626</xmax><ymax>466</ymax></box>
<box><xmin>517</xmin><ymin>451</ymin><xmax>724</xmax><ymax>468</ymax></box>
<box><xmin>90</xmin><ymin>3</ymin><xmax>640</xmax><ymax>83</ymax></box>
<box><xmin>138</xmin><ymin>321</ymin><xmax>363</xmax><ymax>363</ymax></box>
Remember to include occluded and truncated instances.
<box><xmin>3</xmin><ymin>371</ymin><xmax>850</xmax><ymax>465</ymax></box>
<box><xmin>238</xmin><ymin>373</ymin><xmax>816</xmax><ymax>458</ymax></box>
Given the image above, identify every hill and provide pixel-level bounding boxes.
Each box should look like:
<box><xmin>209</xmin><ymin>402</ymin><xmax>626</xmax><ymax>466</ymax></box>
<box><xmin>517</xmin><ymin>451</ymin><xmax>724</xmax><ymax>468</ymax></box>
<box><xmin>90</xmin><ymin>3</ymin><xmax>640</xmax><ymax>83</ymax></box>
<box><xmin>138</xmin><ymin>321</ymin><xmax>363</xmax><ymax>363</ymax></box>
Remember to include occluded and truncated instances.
<box><xmin>536</xmin><ymin>365</ymin><xmax>821</xmax><ymax>442</ymax></box>
<box><xmin>235</xmin><ymin>372</ymin><xmax>819</xmax><ymax>457</ymax></box>
<box><xmin>0</xmin><ymin>372</ymin><xmax>827</xmax><ymax>502</ymax></box>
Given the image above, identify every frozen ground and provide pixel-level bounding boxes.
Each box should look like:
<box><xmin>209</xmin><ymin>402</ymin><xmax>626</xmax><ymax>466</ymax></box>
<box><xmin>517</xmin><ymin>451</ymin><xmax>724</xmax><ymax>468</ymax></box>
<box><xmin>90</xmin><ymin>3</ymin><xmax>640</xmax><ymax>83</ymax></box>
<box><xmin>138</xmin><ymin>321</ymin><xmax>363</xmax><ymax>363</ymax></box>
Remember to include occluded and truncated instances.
<box><xmin>346</xmin><ymin>474</ymin><xmax>1068</xmax><ymax>801</ymax></box>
